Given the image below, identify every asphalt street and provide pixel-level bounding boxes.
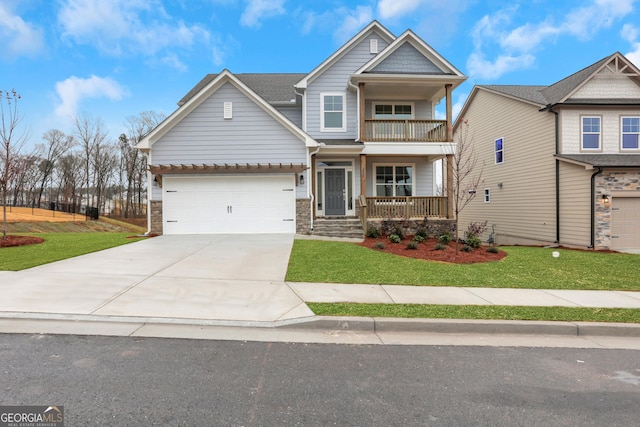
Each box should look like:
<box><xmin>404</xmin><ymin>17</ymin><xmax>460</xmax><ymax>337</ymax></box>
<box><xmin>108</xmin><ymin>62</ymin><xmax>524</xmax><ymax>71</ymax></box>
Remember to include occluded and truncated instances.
<box><xmin>1</xmin><ymin>334</ymin><xmax>638</xmax><ymax>426</ymax></box>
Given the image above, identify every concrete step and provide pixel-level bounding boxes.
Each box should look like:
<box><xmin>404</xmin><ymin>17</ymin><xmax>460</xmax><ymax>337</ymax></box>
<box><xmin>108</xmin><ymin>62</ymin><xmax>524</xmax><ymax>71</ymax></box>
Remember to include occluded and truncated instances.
<box><xmin>312</xmin><ymin>218</ymin><xmax>364</xmax><ymax>239</ymax></box>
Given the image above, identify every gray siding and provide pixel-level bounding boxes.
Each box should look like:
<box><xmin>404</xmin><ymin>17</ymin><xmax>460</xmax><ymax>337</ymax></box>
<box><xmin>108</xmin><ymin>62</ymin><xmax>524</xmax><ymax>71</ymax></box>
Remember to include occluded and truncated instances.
<box><xmin>152</xmin><ymin>82</ymin><xmax>307</xmax><ymax>165</ymax></box>
<box><xmin>371</xmin><ymin>43</ymin><xmax>445</xmax><ymax>74</ymax></box>
<box><xmin>276</xmin><ymin>105</ymin><xmax>302</xmax><ymax>128</ymax></box>
<box><xmin>306</xmin><ymin>31</ymin><xmax>389</xmax><ymax>139</ymax></box>
<box><xmin>455</xmin><ymin>89</ymin><xmax>557</xmax><ymax>245</ymax></box>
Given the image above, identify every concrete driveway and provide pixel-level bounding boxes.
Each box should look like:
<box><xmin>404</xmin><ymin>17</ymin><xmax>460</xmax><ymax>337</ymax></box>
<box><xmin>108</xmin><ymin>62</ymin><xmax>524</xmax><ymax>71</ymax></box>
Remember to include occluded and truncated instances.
<box><xmin>0</xmin><ymin>234</ymin><xmax>314</xmax><ymax>324</ymax></box>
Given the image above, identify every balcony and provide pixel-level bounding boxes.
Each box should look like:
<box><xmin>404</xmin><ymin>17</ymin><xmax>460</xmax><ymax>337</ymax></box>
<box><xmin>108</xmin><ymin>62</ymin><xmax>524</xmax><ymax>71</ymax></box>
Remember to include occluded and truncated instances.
<box><xmin>363</xmin><ymin>119</ymin><xmax>448</xmax><ymax>142</ymax></box>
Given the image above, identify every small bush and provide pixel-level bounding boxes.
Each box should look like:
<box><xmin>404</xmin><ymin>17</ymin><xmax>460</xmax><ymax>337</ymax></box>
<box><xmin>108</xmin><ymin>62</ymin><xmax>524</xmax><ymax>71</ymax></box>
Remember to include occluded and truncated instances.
<box><xmin>466</xmin><ymin>220</ymin><xmax>488</xmax><ymax>238</ymax></box>
<box><xmin>374</xmin><ymin>242</ymin><xmax>386</xmax><ymax>250</ymax></box>
<box><xmin>466</xmin><ymin>235</ymin><xmax>482</xmax><ymax>249</ymax></box>
<box><xmin>415</xmin><ymin>227</ymin><xmax>428</xmax><ymax>239</ymax></box>
<box><xmin>388</xmin><ymin>234</ymin><xmax>402</xmax><ymax>243</ymax></box>
<box><xmin>393</xmin><ymin>225</ymin><xmax>405</xmax><ymax>240</ymax></box>
<box><xmin>412</xmin><ymin>235</ymin><xmax>425</xmax><ymax>243</ymax></box>
<box><xmin>406</xmin><ymin>241</ymin><xmax>419</xmax><ymax>250</ymax></box>
<box><xmin>438</xmin><ymin>232</ymin><xmax>452</xmax><ymax>245</ymax></box>
<box><xmin>366</xmin><ymin>227</ymin><xmax>380</xmax><ymax>238</ymax></box>
<box><xmin>486</xmin><ymin>246</ymin><xmax>499</xmax><ymax>254</ymax></box>
<box><xmin>461</xmin><ymin>245</ymin><xmax>473</xmax><ymax>252</ymax></box>
<box><xmin>434</xmin><ymin>243</ymin><xmax>447</xmax><ymax>250</ymax></box>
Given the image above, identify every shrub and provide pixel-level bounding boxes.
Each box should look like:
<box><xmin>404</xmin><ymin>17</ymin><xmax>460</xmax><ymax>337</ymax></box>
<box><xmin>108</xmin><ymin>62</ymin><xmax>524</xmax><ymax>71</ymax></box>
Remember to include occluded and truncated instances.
<box><xmin>393</xmin><ymin>225</ymin><xmax>405</xmax><ymax>240</ymax></box>
<box><xmin>486</xmin><ymin>246</ymin><xmax>499</xmax><ymax>254</ymax></box>
<box><xmin>434</xmin><ymin>243</ymin><xmax>447</xmax><ymax>250</ymax></box>
<box><xmin>466</xmin><ymin>220</ymin><xmax>488</xmax><ymax>238</ymax></box>
<box><xmin>374</xmin><ymin>242</ymin><xmax>386</xmax><ymax>250</ymax></box>
<box><xmin>438</xmin><ymin>232</ymin><xmax>452</xmax><ymax>245</ymax></box>
<box><xmin>388</xmin><ymin>234</ymin><xmax>402</xmax><ymax>243</ymax></box>
<box><xmin>461</xmin><ymin>245</ymin><xmax>473</xmax><ymax>252</ymax></box>
<box><xmin>466</xmin><ymin>235</ymin><xmax>482</xmax><ymax>249</ymax></box>
<box><xmin>406</xmin><ymin>241</ymin><xmax>419</xmax><ymax>250</ymax></box>
<box><xmin>415</xmin><ymin>227</ymin><xmax>428</xmax><ymax>239</ymax></box>
<box><xmin>366</xmin><ymin>227</ymin><xmax>380</xmax><ymax>238</ymax></box>
<box><xmin>412</xmin><ymin>235</ymin><xmax>425</xmax><ymax>243</ymax></box>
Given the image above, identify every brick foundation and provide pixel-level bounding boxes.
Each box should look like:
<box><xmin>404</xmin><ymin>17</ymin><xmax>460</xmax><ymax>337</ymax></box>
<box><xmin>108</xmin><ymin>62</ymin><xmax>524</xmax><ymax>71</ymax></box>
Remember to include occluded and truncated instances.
<box><xmin>296</xmin><ymin>198</ymin><xmax>311</xmax><ymax>234</ymax></box>
<box><xmin>150</xmin><ymin>200</ymin><xmax>163</xmax><ymax>235</ymax></box>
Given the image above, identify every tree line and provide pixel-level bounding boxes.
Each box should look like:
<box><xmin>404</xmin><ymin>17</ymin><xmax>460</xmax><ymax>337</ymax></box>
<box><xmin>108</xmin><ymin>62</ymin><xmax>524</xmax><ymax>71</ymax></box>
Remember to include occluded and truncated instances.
<box><xmin>1</xmin><ymin>90</ymin><xmax>164</xmax><ymax>229</ymax></box>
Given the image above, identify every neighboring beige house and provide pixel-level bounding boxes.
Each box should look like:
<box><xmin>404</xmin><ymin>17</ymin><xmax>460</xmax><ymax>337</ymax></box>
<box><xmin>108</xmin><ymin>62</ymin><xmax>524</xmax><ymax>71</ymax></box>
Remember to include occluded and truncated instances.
<box><xmin>137</xmin><ymin>21</ymin><xmax>466</xmax><ymax>237</ymax></box>
<box><xmin>454</xmin><ymin>52</ymin><xmax>640</xmax><ymax>251</ymax></box>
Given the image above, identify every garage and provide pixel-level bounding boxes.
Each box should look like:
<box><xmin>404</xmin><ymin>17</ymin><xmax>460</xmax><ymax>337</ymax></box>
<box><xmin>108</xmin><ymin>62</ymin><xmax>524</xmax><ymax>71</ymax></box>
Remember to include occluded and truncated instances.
<box><xmin>162</xmin><ymin>175</ymin><xmax>296</xmax><ymax>234</ymax></box>
<box><xmin>611</xmin><ymin>197</ymin><xmax>640</xmax><ymax>250</ymax></box>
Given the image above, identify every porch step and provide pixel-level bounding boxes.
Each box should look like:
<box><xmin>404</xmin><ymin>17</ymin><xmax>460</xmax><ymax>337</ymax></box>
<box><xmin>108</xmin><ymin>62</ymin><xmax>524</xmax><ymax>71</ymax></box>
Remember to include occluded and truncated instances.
<box><xmin>312</xmin><ymin>218</ymin><xmax>364</xmax><ymax>239</ymax></box>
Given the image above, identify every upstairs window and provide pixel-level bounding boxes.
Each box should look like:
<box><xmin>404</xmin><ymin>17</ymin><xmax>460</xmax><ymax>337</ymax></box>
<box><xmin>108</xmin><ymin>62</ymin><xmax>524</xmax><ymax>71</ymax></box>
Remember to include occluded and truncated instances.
<box><xmin>581</xmin><ymin>116</ymin><xmax>601</xmax><ymax>150</ymax></box>
<box><xmin>321</xmin><ymin>93</ymin><xmax>345</xmax><ymax>132</ymax></box>
<box><xmin>373</xmin><ymin>103</ymin><xmax>413</xmax><ymax>119</ymax></box>
<box><xmin>495</xmin><ymin>137</ymin><xmax>504</xmax><ymax>164</ymax></box>
<box><xmin>622</xmin><ymin>117</ymin><xmax>640</xmax><ymax>150</ymax></box>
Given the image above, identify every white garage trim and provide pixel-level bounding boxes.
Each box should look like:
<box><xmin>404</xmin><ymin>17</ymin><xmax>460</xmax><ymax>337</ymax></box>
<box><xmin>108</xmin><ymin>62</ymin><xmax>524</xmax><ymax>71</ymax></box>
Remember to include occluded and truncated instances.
<box><xmin>163</xmin><ymin>174</ymin><xmax>296</xmax><ymax>234</ymax></box>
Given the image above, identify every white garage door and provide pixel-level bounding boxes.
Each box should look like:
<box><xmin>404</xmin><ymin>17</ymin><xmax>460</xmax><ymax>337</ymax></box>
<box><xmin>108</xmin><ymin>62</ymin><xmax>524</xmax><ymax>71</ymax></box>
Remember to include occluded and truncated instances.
<box><xmin>163</xmin><ymin>175</ymin><xmax>296</xmax><ymax>234</ymax></box>
<box><xmin>611</xmin><ymin>197</ymin><xmax>640</xmax><ymax>250</ymax></box>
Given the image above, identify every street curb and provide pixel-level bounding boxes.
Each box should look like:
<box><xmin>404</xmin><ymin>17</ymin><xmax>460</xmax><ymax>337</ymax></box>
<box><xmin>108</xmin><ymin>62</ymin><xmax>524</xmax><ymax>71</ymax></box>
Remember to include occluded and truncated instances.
<box><xmin>283</xmin><ymin>316</ymin><xmax>640</xmax><ymax>337</ymax></box>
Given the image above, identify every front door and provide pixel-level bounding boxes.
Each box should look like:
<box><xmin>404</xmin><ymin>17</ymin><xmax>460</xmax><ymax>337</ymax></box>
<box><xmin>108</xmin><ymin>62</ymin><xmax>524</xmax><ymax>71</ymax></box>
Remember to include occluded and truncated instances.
<box><xmin>325</xmin><ymin>169</ymin><xmax>345</xmax><ymax>216</ymax></box>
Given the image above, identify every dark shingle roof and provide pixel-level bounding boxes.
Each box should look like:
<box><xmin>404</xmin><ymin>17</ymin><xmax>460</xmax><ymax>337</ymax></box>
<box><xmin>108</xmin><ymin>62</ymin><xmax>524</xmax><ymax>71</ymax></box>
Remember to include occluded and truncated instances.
<box><xmin>178</xmin><ymin>73</ymin><xmax>306</xmax><ymax>106</ymax></box>
<box><xmin>557</xmin><ymin>154</ymin><xmax>640</xmax><ymax>167</ymax></box>
<box><xmin>479</xmin><ymin>85</ymin><xmax>548</xmax><ymax>105</ymax></box>
<box><xmin>540</xmin><ymin>55</ymin><xmax>611</xmax><ymax>104</ymax></box>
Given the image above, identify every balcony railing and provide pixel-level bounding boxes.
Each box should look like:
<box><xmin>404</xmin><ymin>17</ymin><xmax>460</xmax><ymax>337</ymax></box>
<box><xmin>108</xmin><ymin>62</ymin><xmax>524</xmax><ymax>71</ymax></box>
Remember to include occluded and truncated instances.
<box><xmin>362</xmin><ymin>196</ymin><xmax>449</xmax><ymax>220</ymax></box>
<box><xmin>363</xmin><ymin>119</ymin><xmax>448</xmax><ymax>142</ymax></box>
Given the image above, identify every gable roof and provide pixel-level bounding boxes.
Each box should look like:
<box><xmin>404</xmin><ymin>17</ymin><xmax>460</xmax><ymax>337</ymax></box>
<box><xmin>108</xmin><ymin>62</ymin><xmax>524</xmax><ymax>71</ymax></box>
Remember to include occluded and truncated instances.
<box><xmin>178</xmin><ymin>73</ymin><xmax>306</xmax><ymax>106</ymax></box>
<box><xmin>137</xmin><ymin>70</ymin><xmax>316</xmax><ymax>150</ymax></box>
<box><xmin>456</xmin><ymin>52</ymin><xmax>640</xmax><ymax>128</ymax></box>
<box><xmin>294</xmin><ymin>20</ymin><xmax>396</xmax><ymax>90</ymax></box>
<box><xmin>355</xmin><ymin>29</ymin><xmax>465</xmax><ymax>78</ymax></box>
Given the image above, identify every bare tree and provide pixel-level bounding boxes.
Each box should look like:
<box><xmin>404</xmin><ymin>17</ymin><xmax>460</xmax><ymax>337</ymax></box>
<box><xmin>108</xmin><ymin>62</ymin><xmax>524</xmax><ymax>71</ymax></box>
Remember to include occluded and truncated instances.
<box><xmin>35</xmin><ymin>129</ymin><xmax>74</xmax><ymax>208</ymax></box>
<box><xmin>73</xmin><ymin>113</ymin><xmax>107</xmax><ymax>216</ymax></box>
<box><xmin>57</xmin><ymin>152</ymin><xmax>83</xmax><ymax>213</ymax></box>
<box><xmin>0</xmin><ymin>89</ymin><xmax>29</xmax><ymax>240</ymax></box>
<box><xmin>446</xmin><ymin>118</ymin><xmax>484</xmax><ymax>253</ymax></box>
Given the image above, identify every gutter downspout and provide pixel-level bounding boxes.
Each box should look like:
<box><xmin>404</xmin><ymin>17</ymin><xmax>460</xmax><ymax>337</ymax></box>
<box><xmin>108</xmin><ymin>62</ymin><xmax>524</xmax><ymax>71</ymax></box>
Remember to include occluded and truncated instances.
<box><xmin>543</xmin><ymin>104</ymin><xmax>560</xmax><ymax>244</ymax></box>
<box><xmin>590</xmin><ymin>167</ymin><xmax>603</xmax><ymax>249</ymax></box>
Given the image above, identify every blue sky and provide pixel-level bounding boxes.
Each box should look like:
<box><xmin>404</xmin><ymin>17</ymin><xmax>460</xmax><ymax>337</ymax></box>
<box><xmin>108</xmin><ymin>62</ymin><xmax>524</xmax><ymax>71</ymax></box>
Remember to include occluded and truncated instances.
<box><xmin>3</xmin><ymin>0</ymin><xmax>640</xmax><ymax>147</ymax></box>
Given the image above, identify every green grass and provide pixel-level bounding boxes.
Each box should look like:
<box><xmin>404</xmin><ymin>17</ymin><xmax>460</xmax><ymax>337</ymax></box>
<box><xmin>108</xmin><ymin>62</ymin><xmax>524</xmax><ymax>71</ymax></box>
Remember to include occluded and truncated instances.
<box><xmin>309</xmin><ymin>303</ymin><xmax>640</xmax><ymax>323</ymax></box>
<box><xmin>286</xmin><ymin>240</ymin><xmax>640</xmax><ymax>291</ymax></box>
<box><xmin>0</xmin><ymin>233</ymin><xmax>145</xmax><ymax>270</ymax></box>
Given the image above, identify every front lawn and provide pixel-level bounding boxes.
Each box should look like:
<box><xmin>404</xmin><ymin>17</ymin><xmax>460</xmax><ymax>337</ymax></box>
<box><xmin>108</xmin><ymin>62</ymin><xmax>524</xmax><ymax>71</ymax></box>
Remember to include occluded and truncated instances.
<box><xmin>0</xmin><ymin>232</ymin><xmax>145</xmax><ymax>271</ymax></box>
<box><xmin>286</xmin><ymin>240</ymin><xmax>640</xmax><ymax>291</ymax></box>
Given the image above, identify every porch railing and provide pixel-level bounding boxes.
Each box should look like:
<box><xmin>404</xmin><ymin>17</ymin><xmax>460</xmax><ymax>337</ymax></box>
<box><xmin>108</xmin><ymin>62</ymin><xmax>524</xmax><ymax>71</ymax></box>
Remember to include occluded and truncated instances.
<box><xmin>364</xmin><ymin>196</ymin><xmax>449</xmax><ymax>219</ymax></box>
<box><xmin>363</xmin><ymin>119</ymin><xmax>448</xmax><ymax>142</ymax></box>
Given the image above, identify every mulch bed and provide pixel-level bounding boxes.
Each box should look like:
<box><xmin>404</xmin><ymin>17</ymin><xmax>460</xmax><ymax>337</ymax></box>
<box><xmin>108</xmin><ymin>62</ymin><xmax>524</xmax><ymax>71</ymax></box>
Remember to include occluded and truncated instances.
<box><xmin>0</xmin><ymin>235</ymin><xmax>45</xmax><ymax>248</ymax></box>
<box><xmin>359</xmin><ymin>236</ymin><xmax>507</xmax><ymax>264</ymax></box>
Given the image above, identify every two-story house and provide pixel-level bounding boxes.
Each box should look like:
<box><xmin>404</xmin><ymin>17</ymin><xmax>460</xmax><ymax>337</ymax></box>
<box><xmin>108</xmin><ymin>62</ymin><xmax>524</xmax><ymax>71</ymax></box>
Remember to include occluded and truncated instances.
<box><xmin>137</xmin><ymin>21</ymin><xmax>466</xmax><ymax>236</ymax></box>
<box><xmin>454</xmin><ymin>52</ymin><xmax>640</xmax><ymax>251</ymax></box>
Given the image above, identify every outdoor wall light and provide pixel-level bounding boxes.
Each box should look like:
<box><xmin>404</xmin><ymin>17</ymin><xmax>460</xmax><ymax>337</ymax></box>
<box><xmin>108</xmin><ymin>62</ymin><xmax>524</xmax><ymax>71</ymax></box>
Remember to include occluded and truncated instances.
<box><xmin>299</xmin><ymin>174</ymin><xmax>304</xmax><ymax>185</ymax></box>
<box><xmin>601</xmin><ymin>194</ymin><xmax>609</xmax><ymax>204</ymax></box>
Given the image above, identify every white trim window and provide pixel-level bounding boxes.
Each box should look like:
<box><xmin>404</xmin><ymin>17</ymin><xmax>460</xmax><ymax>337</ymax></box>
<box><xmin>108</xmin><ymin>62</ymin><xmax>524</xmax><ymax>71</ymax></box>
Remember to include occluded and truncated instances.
<box><xmin>321</xmin><ymin>93</ymin><xmax>346</xmax><ymax>132</ymax></box>
<box><xmin>373</xmin><ymin>103</ymin><xmax>414</xmax><ymax>119</ymax></box>
<box><xmin>484</xmin><ymin>188</ymin><xmax>490</xmax><ymax>203</ymax></box>
<box><xmin>374</xmin><ymin>164</ymin><xmax>414</xmax><ymax>196</ymax></box>
<box><xmin>581</xmin><ymin>116</ymin><xmax>601</xmax><ymax>150</ymax></box>
<box><xmin>621</xmin><ymin>117</ymin><xmax>640</xmax><ymax>150</ymax></box>
<box><xmin>495</xmin><ymin>137</ymin><xmax>504</xmax><ymax>164</ymax></box>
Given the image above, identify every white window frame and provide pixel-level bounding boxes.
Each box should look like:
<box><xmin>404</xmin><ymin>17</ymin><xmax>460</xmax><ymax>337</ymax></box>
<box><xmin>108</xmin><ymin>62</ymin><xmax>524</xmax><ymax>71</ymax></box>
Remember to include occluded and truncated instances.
<box><xmin>320</xmin><ymin>92</ymin><xmax>346</xmax><ymax>132</ymax></box>
<box><xmin>373</xmin><ymin>163</ymin><xmax>416</xmax><ymax>197</ymax></box>
<box><xmin>484</xmin><ymin>188</ymin><xmax>490</xmax><ymax>203</ymax></box>
<box><xmin>621</xmin><ymin>116</ymin><xmax>640</xmax><ymax>151</ymax></box>
<box><xmin>581</xmin><ymin>116</ymin><xmax>602</xmax><ymax>151</ymax></box>
<box><xmin>495</xmin><ymin>137</ymin><xmax>504</xmax><ymax>164</ymax></box>
<box><xmin>372</xmin><ymin>102</ymin><xmax>415</xmax><ymax>119</ymax></box>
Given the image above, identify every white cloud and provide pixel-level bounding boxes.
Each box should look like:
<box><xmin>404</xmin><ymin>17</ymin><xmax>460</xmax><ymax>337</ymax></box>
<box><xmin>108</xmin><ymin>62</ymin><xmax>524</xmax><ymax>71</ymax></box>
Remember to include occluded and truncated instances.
<box><xmin>160</xmin><ymin>54</ymin><xmax>188</xmax><ymax>72</ymax></box>
<box><xmin>240</xmin><ymin>0</ymin><xmax>285</xmax><ymax>28</ymax></box>
<box><xmin>0</xmin><ymin>2</ymin><xmax>44</xmax><ymax>59</ymax></box>
<box><xmin>378</xmin><ymin>0</ymin><xmax>422</xmax><ymax>20</ymax></box>
<box><xmin>58</xmin><ymin>0</ymin><xmax>210</xmax><ymax>56</ymax></box>
<box><xmin>55</xmin><ymin>75</ymin><xmax>127</xmax><ymax>118</ymax></box>
<box><xmin>622</xmin><ymin>24</ymin><xmax>640</xmax><ymax>68</ymax></box>
<box><xmin>334</xmin><ymin>6</ymin><xmax>373</xmax><ymax>43</ymax></box>
<box><xmin>467</xmin><ymin>0</ymin><xmax>636</xmax><ymax>80</ymax></box>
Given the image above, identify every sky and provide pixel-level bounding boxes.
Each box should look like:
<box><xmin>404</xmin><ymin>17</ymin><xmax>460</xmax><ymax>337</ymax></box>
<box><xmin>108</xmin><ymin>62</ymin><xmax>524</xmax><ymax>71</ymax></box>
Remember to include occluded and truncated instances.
<box><xmin>3</xmin><ymin>0</ymin><xmax>640</xmax><ymax>148</ymax></box>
